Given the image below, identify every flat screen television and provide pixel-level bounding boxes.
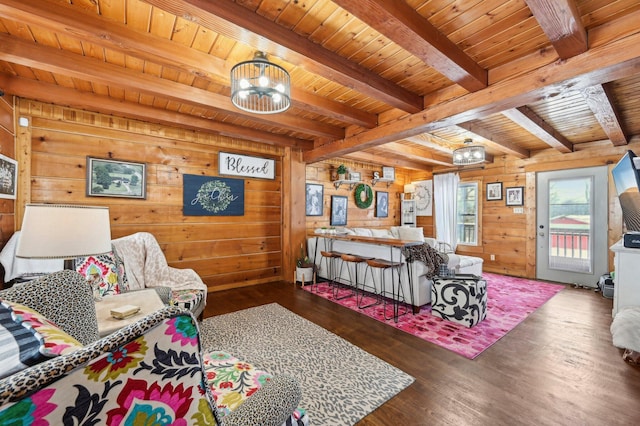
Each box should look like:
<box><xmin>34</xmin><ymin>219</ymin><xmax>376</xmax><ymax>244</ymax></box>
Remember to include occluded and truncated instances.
<box><xmin>611</xmin><ymin>150</ymin><xmax>640</xmax><ymax>232</ymax></box>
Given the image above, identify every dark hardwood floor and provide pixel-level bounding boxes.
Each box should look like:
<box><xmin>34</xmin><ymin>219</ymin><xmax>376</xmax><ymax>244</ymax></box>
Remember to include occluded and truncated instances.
<box><xmin>203</xmin><ymin>281</ymin><xmax>640</xmax><ymax>425</ymax></box>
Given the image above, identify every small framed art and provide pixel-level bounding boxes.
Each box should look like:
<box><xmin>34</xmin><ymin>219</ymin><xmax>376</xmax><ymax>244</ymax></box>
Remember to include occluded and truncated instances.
<box><xmin>505</xmin><ymin>186</ymin><xmax>524</xmax><ymax>206</ymax></box>
<box><xmin>376</xmin><ymin>191</ymin><xmax>389</xmax><ymax>218</ymax></box>
<box><xmin>382</xmin><ymin>166</ymin><xmax>395</xmax><ymax>180</ymax></box>
<box><xmin>0</xmin><ymin>153</ymin><xmax>18</xmax><ymax>200</ymax></box>
<box><xmin>330</xmin><ymin>195</ymin><xmax>348</xmax><ymax>226</ymax></box>
<box><xmin>87</xmin><ymin>157</ymin><xmax>147</xmax><ymax>199</ymax></box>
<box><xmin>486</xmin><ymin>182</ymin><xmax>503</xmax><ymax>201</ymax></box>
<box><xmin>306</xmin><ymin>183</ymin><xmax>324</xmax><ymax>216</ymax></box>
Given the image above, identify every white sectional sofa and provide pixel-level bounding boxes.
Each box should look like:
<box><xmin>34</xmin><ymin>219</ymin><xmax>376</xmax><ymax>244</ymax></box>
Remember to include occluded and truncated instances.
<box><xmin>307</xmin><ymin>226</ymin><xmax>483</xmax><ymax>310</ymax></box>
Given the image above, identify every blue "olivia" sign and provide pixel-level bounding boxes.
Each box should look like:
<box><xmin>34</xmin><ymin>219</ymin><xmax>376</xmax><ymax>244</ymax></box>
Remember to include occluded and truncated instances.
<box><xmin>183</xmin><ymin>174</ymin><xmax>244</xmax><ymax>216</ymax></box>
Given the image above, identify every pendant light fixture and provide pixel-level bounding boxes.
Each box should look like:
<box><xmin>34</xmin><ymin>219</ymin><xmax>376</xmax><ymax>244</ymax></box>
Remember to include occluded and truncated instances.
<box><xmin>230</xmin><ymin>52</ymin><xmax>291</xmax><ymax>114</ymax></box>
<box><xmin>453</xmin><ymin>138</ymin><xmax>485</xmax><ymax>166</ymax></box>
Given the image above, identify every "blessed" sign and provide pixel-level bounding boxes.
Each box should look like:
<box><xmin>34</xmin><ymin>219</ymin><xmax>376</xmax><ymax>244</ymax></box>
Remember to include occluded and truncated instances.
<box><xmin>219</xmin><ymin>152</ymin><xmax>275</xmax><ymax>180</ymax></box>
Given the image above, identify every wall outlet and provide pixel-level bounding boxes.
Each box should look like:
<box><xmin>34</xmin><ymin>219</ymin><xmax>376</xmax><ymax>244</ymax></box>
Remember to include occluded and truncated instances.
<box><xmin>490</xmin><ymin>254</ymin><xmax>495</xmax><ymax>261</ymax></box>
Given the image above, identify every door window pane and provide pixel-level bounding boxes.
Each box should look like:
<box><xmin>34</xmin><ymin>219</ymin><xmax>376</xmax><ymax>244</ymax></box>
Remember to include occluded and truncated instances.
<box><xmin>456</xmin><ymin>182</ymin><xmax>478</xmax><ymax>245</ymax></box>
<box><xmin>548</xmin><ymin>177</ymin><xmax>593</xmax><ymax>273</ymax></box>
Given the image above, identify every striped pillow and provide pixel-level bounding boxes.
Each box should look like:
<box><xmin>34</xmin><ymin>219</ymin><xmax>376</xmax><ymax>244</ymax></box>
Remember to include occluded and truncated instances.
<box><xmin>0</xmin><ymin>299</ymin><xmax>83</xmax><ymax>379</ymax></box>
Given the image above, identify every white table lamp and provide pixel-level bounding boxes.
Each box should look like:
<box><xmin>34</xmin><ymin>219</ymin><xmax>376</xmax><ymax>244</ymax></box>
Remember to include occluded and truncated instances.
<box><xmin>16</xmin><ymin>204</ymin><xmax>112</xmax><ymax>270</ymax></box>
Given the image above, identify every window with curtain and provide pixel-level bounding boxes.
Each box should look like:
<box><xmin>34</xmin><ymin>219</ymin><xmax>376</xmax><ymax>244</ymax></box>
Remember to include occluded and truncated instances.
<box><xmin>456</xmin><ymin>182</ymin><xmax>478</xmax><ymax>245</ymax></box>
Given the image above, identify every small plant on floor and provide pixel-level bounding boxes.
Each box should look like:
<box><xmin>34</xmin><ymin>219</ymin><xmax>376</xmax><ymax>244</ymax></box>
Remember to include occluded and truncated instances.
<box><xmin>296</xmin><ymin>243</ymin><xmax>314</xmax><ymax>268</ymax></box>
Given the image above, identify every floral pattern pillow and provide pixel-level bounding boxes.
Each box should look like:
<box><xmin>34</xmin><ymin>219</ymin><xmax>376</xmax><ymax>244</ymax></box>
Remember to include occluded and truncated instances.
<box><xmin>203</xmin><ymin>351</ymin><xmax>272</xmax><ymax>417</ymax></box>
<box><xmin>203</xmin><ymin>351</ymin><xmax>308</xmax><ymax>424</ymax></box>
<box><xmin>75</xmin><ymin>247</ymin><xmax>128</xmax><ymax>297</ymax></box>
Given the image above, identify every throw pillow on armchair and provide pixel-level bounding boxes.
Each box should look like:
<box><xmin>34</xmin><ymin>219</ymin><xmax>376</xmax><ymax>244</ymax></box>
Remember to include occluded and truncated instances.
<box><xmin>74</xmin><ymin>246</ymin><xmax>129</xmax><ymax>297</ymax></box>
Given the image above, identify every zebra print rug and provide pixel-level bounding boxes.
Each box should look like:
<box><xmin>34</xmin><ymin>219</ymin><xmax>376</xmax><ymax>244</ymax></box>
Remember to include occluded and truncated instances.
<box><xmin>199</xmin><ymin>303</ymin><xmax>414</xmax><ymax>426</ymax></box>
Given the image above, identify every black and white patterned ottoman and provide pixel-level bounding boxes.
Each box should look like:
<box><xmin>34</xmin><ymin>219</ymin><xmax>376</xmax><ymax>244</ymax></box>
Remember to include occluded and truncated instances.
<box><xmin>431</xmin><ymin>275</ymin><xmax>487</xmax><ymax>327</ymax></box>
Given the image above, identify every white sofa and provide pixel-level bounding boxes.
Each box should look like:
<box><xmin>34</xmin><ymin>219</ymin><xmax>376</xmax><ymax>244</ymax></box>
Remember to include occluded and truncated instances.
<box><xmin>307</xmin><ymin>226</ymin><xmax>483</xmax><ymax>309</ymax></box>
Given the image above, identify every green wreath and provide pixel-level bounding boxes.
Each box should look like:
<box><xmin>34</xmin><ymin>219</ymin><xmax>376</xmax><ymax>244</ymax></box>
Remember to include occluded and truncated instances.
<box><xmin>354</xmin><ymin>183</ymin><xmax>373</xmax><ymax>209</ymax></box>
<box><xmin>196</xmin><ymin>180</ymin><xmax>232</xmax><ymax>213</ymax></box>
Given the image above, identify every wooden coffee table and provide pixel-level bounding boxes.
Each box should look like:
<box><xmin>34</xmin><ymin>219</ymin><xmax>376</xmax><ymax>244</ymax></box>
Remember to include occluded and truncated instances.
<box><xmin>95</xmin><ymin>288</ymin><xmax>165</xmax><ymax>337</ymax></box>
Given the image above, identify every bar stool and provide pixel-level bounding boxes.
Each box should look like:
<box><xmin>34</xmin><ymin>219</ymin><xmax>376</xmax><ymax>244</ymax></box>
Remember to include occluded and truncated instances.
<box><xmin>337</xmin><ymin>253</ymin><xmax>369</xmax><ymax>300</ymax></box>
<box><xmin>356</xmin><ymin>263</ymin><xmax>382</xmax><ymax>309</ymax></box>
<box><xmin>319</xmin><ymin>250</ymin><xmax>344</xmax><ymax>291</ymax></box>
<box><xmin>365</xmin><ymin>258</ymin><xmax>407</xmax><ymax>321</ymax></box>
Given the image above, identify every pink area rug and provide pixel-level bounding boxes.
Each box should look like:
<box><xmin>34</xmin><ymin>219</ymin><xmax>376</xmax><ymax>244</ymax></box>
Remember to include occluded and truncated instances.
<box><xmin>302</xmin><ymin>273</ymin><xmax>564</xmax><ymax>359</ymax></box>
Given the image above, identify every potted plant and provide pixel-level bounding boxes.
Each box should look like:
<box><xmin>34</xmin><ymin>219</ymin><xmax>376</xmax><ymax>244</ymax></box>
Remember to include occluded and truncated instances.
<box><xmin>336</xmin><ymin>164</ymin><xmax>347</xmax><ymax>180</ymax></box>
<box><xmin>295</xmin><ymin>243</ymin><xmax>315</xmax><ymax>284</ymax></box>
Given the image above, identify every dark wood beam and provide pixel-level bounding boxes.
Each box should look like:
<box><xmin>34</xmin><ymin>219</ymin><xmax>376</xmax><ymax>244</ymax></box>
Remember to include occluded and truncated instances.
<box><xmin>0</xmin><ymin>74</ymin><xmax>313</xmax><ymax>149</ymax></box>
<box><xmin>142</xmin><ymin>0</ymin><xmax>423</xmax><ymax>113</ymax></box>
<box><xmin>580</xmin><ymin>84</ymin><xmax>628</xmax><ymax>146</ymax></box>
<box><xmin>0</xmin><ymin>0</ymin><xmax>376</xmax><ymax>128</ymax></box>
<box><xmin>525</xmin><ymin>0</ymin><xmax>588</xmax><ymax>59</ymax></box>
<box><xmin>303</xmin><ymin>26</ymin><xmax>640</xmax><ymax>162</ymax></box>
<box><xmin>334</xmin><ymin>0</ymin><xmax>487</xmax><ymax>92</ymax></box>
<box><xmin>0</xmin><ymin>32</ymin><xmax>344</xmax><ymax>140</ymax></box>
<box><xmin>502</xmin><ymin>106</ymin><xmax>572</xmax><ymax>153</ymax></box>
<box><xmin>457</xmin><ymin>122</ymin><xmax>530</xmax><ymax>159</ymax></box>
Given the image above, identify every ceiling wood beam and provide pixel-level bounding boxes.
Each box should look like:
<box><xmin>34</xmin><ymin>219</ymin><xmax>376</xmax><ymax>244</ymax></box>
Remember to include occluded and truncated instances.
<box><xmin>457</xmin><ymin>122</ymin><xmax>530</xmax><ymax>159</ymax></box>
<box><xmin>525</xmin><ymin>0</ymin><xmax>587</xmax><ymax>59</ymax></box>
<box><xmin>0</xmin><ymin>32</ymin><xmax>343</xmax><ymax>140</ymax></box>
<box><xmin>580</xmin><ymin>83</ymin><xmax>628</xmax><ymax>146</ymax></box>
<box><xmin>142</xmin><ymin>0</ymin><xmax>423</xmax><ymax>113</ymax></box>
<box><xmin>343</xmin><ymin>151</ymin><xmax>432</xmax><ymax>171</ymax></box>
<box><xmin>303</xmin><ymin>27</ymin><xmax>640</xmax><ymax>162</ymax></box>
<box><xmin>502</xmin><ymin>106</ymin><xmax>572</xmax><ymax>153</ymax></box>
<box><xmin>0</xmin><ymin>0</ymin><xmax>376</xmax><ymax>128</ymax></box>
<box><xmin>0</xmin><ymin>74</ymin><xmax>313</xmax><ymax>149</ymax></box>
<box><xmin>290</xmin><ymin>88</ymin><xmax>377</xmax><ymax>128</ymax></box>
<box><xmin>404</xmin><ymin>135</ymin><xmax>455</xmax><ymax>154</ymax></box>
<box><xmin>334</xmin><ymin>0</ymin><xmax>487</xmax><ymax>92</ymax></box>
<box><xmin>382</xmin><ymin>142</ymin><xmax>453</xmax><ymax>166</ymax></box>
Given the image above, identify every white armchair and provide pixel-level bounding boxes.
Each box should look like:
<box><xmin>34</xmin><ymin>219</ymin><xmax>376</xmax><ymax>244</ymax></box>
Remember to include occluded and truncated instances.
<box><xmin>1</xmin><ymin>231</ymin><xmax>208</xmax><ymax>318</ymax></box>
<box><xmin>111</xmin><ymin>232</ymin><xmax>207</xmax><ymax>318</ymax></box>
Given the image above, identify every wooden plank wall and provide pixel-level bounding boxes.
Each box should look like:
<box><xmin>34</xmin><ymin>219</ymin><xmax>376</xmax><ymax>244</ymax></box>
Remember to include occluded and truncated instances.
<box><xmin>441</xmin><ymin>143</ymin><xmax>637</xmax><ymax>278</ymax></box>
<box><xmin>306</xmin><ymin>141</ymin><xmax>637</xmax><ymax>280</ymax></box>
<box><xmin>16</xmin><ymin>99</ymin><xmax>288</xmax><ymax>292</ymax></box>
<box><xmin>304</xmin><ymin>161</ymin><xmax>435</xmax><ymax>237</ymax></box>
<box><xmin>0</xmin><ymin>94</ymin><xmax>15</xmax><ymax>268</ymax></box>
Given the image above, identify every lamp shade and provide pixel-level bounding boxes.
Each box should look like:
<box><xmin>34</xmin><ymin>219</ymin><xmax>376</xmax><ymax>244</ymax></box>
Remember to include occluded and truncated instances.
<box><xmin>404</xmin><ymin>183</ymin><xmax>416</xmax><ymax>193</ymax></box>
<box><xmin>16</xmin><ymin>204</ymin><xmax>112</xmax><ymax>259</ymax></box>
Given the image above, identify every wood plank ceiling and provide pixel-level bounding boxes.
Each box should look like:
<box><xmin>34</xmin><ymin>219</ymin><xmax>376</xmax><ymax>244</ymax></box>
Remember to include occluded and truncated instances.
<box><xmin>0</xmin><ymin>0</ymin><xmax>639</xmax><ymax>169</ymax></box>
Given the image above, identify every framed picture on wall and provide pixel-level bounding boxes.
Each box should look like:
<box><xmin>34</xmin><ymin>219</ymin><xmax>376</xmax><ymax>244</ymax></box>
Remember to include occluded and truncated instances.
<box><xmin>0</xmin><ymin>153</ymin><xmax>18</xmax><ymax>200</ymax></box>
<box><xmin>86</xmin><ymin>157</ymin><xmax>147</xmax><ymax>199</ymax></box>
<box><xmin>505</xmin><ymin>186</ymin><xmax>524</xmax><ymax>206</ymax></box>
<box><xmin>330</xmin><ymin>195</ymin><xmax>348</xmax><ymax>226</ymax></box>
<box><xmin>382</xmin><ymin>166</ymin><xmax>395</xmax><ymax>180</ymax></box>
<box><xmin>376</xmin><ymin>191</ymin><xmax>389</xmax><ymax>218</ymax></box>
<box><xmin>306</xmin><ymin>183</ymin><xmax>324</xmax><ymax>216</ymax></box>
<box><xmin>486</xmin><ymin>182</ymin><xmax>503</xmax><ymax>201</ymax></box>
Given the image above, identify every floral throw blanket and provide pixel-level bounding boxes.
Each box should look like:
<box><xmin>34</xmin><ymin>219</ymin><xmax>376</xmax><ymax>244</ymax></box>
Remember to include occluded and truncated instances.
<box><xmin>401</xmin><ymin>243</ymin><xmax>449</xmax><ymax>279</ymax></box>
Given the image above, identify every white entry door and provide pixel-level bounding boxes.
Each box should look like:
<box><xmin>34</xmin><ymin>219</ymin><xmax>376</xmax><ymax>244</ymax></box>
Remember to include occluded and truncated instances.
<box><xmin>536</xmin><ymin>166</ymin><xmax>609</xmax><ymax>287</ymax></box>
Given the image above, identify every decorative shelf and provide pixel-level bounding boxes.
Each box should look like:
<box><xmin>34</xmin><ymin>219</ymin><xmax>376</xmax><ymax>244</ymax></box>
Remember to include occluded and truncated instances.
<box><xmin>332</xmin><ymin>179</ymin><xmax>363</xmax><ymax>190</ymax></box>
<box><xmin>371</xmin><ymin>177</ymin><xmax>394</xmax><ymax>187</ymax></box>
